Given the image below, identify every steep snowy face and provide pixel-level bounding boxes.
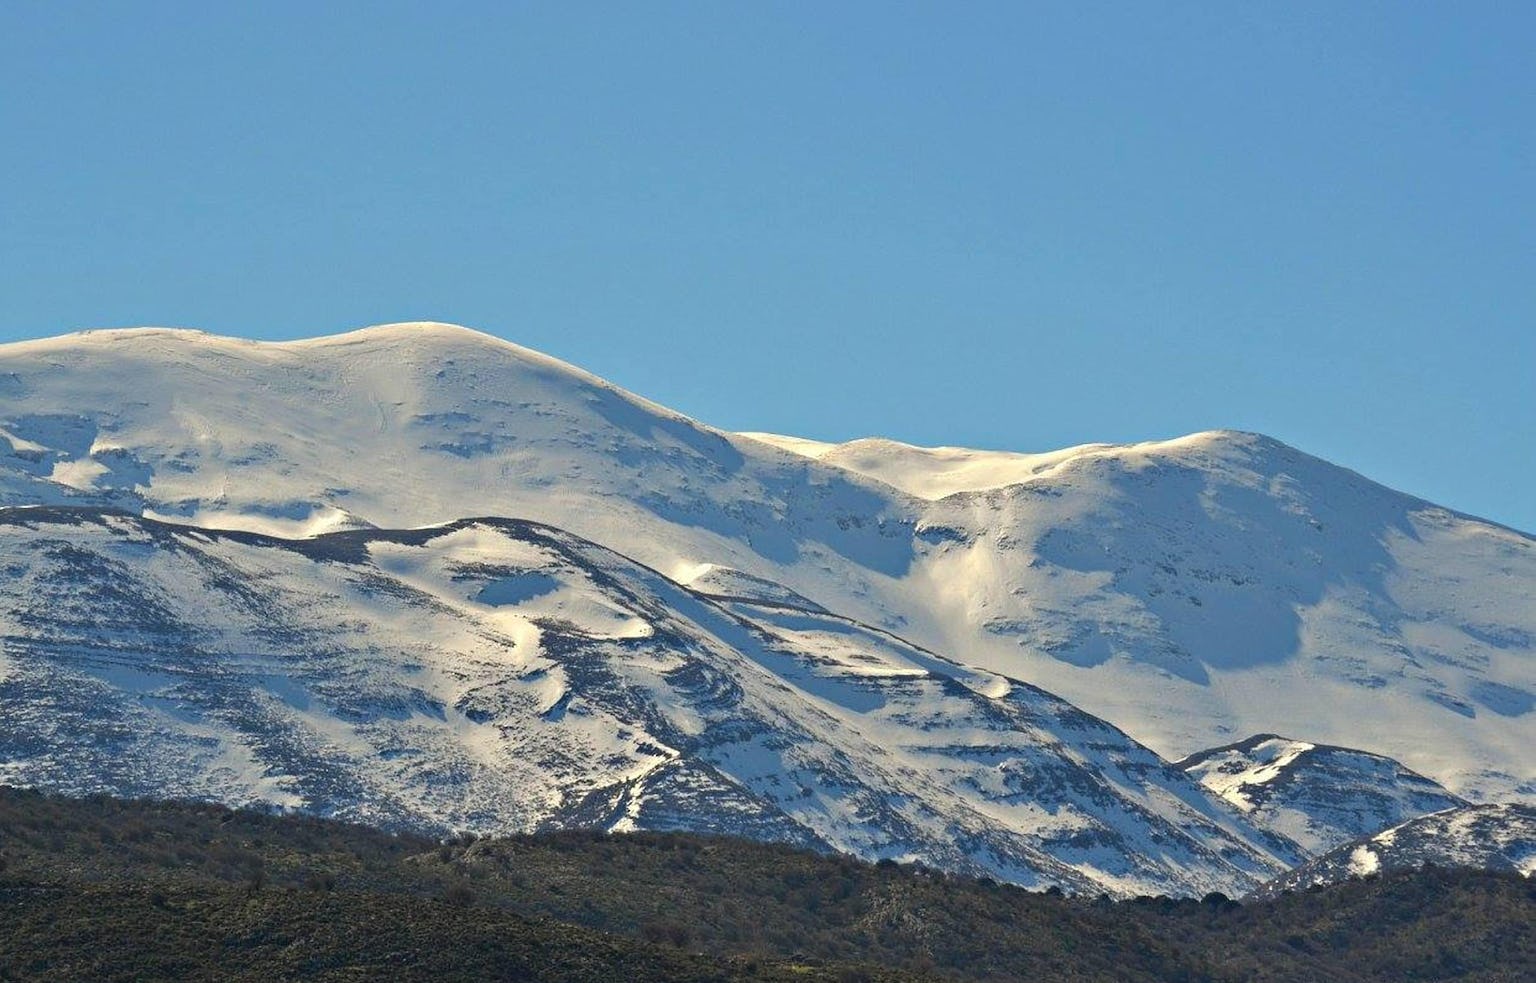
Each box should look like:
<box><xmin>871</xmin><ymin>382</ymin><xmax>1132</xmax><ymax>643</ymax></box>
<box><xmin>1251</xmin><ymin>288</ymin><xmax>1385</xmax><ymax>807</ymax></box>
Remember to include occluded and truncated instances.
<box><xmin>1250</xmin><ymin>803</ymin><xmax>1536</xmax><ymax>898</ymax></box>
<box><xmin>1175</xmin><ymin>735</ymin><xmax>1467</xmax><ymax>856</ymax></box>
<box><xmin>0</xmin><ymin>508</ymin><xmax>1296</xmax><ymax>897</ymax></box>
<box><xmin>2</xmin><ymin>325</ymin><xmax>1532</xmax><ymax>804</ymax></box>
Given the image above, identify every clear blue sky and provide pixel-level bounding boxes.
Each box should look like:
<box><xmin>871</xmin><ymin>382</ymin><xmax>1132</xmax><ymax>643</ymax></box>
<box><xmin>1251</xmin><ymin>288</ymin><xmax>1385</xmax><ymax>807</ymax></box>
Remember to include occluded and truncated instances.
<box><xmin>2</xmin><ymin>3</ymin><xmax>1532</xmax><ymax>532</ymax></box>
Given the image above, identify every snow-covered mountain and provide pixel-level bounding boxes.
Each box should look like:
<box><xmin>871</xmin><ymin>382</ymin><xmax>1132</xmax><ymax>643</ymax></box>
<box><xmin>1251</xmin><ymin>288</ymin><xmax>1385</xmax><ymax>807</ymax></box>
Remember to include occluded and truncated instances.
<box><xmin>750</xmin><ymin>430</ymin><xmax>1536</xmax><ymax>803</ymax></box>
<box><xmin>1</xmin><ymin>322</ymin><xmax>1532</xmax><ymax>894</ymax></box>
<box><xmin>1250</xmin><ymin>803</ymin><xmax>1536</xmax><ymax>898</ymax></box>
<box><xmin>1175</xmin><ymin>734</ymin><xmax>1467</xmax><ymax>856</ymax></box>
<box><xmin>0</xmin><ymin>507</ymin><xmax>1299</xmax><ymax>897</ymax></box>
<box><xmin>2</xmin><ymin>323</ymin><xmax>1529</xmax><ymax>803</ymax></box>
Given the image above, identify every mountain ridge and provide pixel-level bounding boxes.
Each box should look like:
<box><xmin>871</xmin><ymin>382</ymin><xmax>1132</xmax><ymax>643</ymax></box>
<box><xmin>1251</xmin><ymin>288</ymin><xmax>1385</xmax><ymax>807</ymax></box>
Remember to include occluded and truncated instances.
<box><xmin>1175</xmin><ymin>733</ymin><xmax>1468</xmax><ymax>856</ymax></box>
<box><xmin>0</xmin><ymin>504</ymin><xmax>1306</xmax><ymax>896</ymax></box>
<box><xmin>1</xmin><ymin>322</ymin><xmax>1532</xmax><ymax>809</ymax></box>
<box><xmin>33</xmin><ymin>324</ymin><xmax>1515</xmax><ymax>529</ymax></box>
<box><xmin>1251</xmin><ymin>802</ymin><xmax>1536</xmax><ymax>899</ymax></box>
<box><xmin>745</xmin><ymin>426</ymin><xmax>1536</xmax><ymax>538</ymax></box>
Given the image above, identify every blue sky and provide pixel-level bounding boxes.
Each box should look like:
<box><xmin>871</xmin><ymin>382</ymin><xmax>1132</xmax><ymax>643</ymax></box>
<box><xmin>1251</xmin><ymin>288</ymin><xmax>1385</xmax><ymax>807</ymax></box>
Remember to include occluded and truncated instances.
<box><xmin>2</xmin><ymin>3</ymin><xmax>1533</xmax><ymax>532</ymax></box>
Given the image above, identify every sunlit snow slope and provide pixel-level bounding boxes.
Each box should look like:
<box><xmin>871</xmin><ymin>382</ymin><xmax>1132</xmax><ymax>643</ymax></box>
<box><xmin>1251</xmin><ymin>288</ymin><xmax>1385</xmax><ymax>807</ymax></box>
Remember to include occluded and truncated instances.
<box><xmin>0</xmin><ymin>508</ymin><xmax>1297</xmax><ymax>897</ymax></box>
<box><xmin>1</xmin><ymin>323</ymin><xmax>1532</xmax><ymax>804</ymax></box>
<box><xmin>744</xmin><ymin>432</ymin><xmax>1536</xmax><ymax>802</ymax></box>
<box><xmin>1250</xmin><ymin>803</ymin><xmax>1536</xmax><ymax>898</ymax></box>
<box><xmin>1175</xmin><ymin>734</ymin><xmax>1467</xmax><ymax>855</ymax></box>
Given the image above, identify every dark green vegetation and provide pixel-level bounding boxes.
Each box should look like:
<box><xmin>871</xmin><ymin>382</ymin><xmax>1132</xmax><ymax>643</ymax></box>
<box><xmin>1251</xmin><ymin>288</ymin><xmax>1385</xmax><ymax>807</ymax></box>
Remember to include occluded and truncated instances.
<box><xmin>1</xmin><ymin>787</ymin><xmax>1532</xmax><ymax>982</ymax></box>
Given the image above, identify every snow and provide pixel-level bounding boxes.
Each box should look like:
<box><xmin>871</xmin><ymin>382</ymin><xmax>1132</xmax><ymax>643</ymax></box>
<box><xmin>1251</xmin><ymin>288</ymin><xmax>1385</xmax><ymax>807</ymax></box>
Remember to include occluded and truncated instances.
<box><xmin>48</xmin><ymin>457</ymin><xmax>111</xmax><ymax>489</ymax></box>
<box><xmin>1190</xmin><ymin>738</ymin><xmax>1318</xmax><ymax>812</ymax></box>
<box><xmin>1176</xmin><ymin>734</ymin><xmax>1469</xmax><ymax>856</ymax></box>
<box><xmin>1254</xmin><ymin>803</ymin><xmax>1536</xmax><ymax>897</ymax></box>
<box><xmin>741</xmin><ymin>432</ymin><xmax>1127</xmax><ymax>501</ymax></box>
<box><xmin>367</xmin><ymin>524</ymin><xmax>652</xmax><ymax>643</ymax></box>
<box><xmin>1347</xmin><ymin>845</ymin><xmax>1380</xmax><ymax>876</ymax></box>
<box><xmin>0</xmin><ymin>322</ymin><xmax>1532</xmax><ymax>812</ymax></box>
<box><xmin>678</xmin><ymin>563</ymin><xmax>827</xmax><ymax>611</ymax></box>
<box><xmin>0</xmin><ymin>508</ymin><xmax>1299</xmax><ymax>897</ymax></box>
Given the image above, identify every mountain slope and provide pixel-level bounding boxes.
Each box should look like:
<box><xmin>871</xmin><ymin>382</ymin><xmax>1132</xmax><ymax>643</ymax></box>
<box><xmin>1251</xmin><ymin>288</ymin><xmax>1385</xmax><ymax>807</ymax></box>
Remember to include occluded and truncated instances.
<box><xmin>1175</xmin><ymin>734</ymin><xmax>1467</xmax><ymax>855</ymax></box>
<box><xmin>1252</xmin><ymin>803</ymin><xmax>1536</xmax><ymax>899</ymax></box>
<box><xmin>760</xmin><ymin>429</ymin><xmax>1536</xmax><ymax>802</ymax></box>
<box><xmin>6</xmin><ymin>786</ymin><xmax>1533</xmax><ymax>983</ymax></box>
<box><xmin>0</xmin><ymin>507</ymin><xmax>1298</xmax><ymax>896</ymax></box>
<box><xmin>0</xmin><ymin>323</ymin><xmax>1532</xmax><ymax>803</ymax></box>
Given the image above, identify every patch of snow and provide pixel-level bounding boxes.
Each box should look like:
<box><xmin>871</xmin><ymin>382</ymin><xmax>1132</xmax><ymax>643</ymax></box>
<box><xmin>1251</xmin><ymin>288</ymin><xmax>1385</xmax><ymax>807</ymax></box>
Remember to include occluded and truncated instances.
<box><xmin>48</xmin><ymin>458</ymin><xmax>110</xmax><ymax>490</ymax></box>
<box><xmin>1347</xmin><ymin>845</ymin><xmax>1380</xmax><ymax>876</ymax></box>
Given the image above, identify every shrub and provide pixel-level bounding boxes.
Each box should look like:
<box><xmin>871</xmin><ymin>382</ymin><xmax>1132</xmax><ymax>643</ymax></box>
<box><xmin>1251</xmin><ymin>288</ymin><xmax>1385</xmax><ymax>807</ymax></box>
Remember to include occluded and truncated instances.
<box><xmin>442</xmin><ymin>883</ymin><xmax>476</xmax><ymax>907</ymax></box>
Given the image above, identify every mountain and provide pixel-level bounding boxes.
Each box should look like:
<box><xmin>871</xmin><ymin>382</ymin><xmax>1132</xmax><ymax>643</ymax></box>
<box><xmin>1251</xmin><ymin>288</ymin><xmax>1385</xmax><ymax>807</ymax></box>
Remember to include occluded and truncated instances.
<box><xmin>749</xmin><ymin>429</ymin><xmax>1536</xmax><ymax>803</ymax></box>
<box><xmin>1252</xmin><ymin>803</ymin><xmax>1536</xmax><ymax>899</ymax></box>
<box><xmin>1175</xmin><ymin>734</ymin><xmax>1467</xmax><ymax>855</ymax></box>
<box><xmin>1</xmin><ymin>324</ymin><xmax>1530</xmax><ymax>804</ymax></box>
<box><xmin>2</xmin><ymin>322</ymin><xmax>1533</xmax><ymax>895</ymax></box>
<box><xmin>0</xmin><ymin>506</ymin><xmax>1298</xmax><ymax>897</ymax></box>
